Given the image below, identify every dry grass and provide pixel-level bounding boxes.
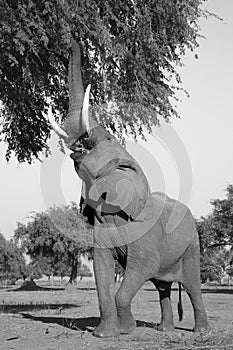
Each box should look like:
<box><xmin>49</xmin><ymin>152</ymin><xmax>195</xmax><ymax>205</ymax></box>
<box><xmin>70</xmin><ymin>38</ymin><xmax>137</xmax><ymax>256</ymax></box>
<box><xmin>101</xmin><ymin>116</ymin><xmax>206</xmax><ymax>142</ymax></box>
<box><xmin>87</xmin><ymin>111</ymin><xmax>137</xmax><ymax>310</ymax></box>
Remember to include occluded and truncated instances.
<box><xmin>1</xmin><ymin>282</ymin><xmax>233</xmax><ymax>350</ymax></box>
<box><xmin>151</xmin><ymin>329</ymin><xmax>233</xmax><ymax>350</ymax></box>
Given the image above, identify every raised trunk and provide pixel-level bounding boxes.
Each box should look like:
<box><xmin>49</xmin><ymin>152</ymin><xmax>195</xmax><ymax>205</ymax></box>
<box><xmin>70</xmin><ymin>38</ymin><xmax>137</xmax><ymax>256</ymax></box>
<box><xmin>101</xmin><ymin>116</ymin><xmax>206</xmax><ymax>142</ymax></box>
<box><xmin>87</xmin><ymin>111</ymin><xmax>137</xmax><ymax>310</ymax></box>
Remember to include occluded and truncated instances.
<box><xmin>64</xmin><ymin>39</ymin><xmax>84</xmax><ymax>137</ymax></box>
<box><xmin>47</xmin><ymin>39</ymin><xmax>97</xmax><ymax>143</ymax></box>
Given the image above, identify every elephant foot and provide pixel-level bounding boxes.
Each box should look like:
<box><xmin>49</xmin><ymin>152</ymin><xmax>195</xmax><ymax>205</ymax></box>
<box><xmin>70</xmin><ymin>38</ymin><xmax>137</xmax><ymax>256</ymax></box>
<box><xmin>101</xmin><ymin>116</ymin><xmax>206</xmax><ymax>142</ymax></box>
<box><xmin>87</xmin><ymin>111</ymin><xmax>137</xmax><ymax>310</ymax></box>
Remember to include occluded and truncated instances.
<box><xmin>193</xmin><ymin>320</ymin><xmax>210</xmax><ymax>333</ymax></box>
<box><xmin>93</xmin><ymin>320</ymin><xmax>121</xmax><ymax>338</ymax></box>
<box><xmin>119</xmin><ymin>316</ymin><xmax>136</xmax><ymax>334</ymax></box>
<box><xmin>157</xmin><ymin>321</ymin><xmax>175</xmax><ymax>332</ymax></box>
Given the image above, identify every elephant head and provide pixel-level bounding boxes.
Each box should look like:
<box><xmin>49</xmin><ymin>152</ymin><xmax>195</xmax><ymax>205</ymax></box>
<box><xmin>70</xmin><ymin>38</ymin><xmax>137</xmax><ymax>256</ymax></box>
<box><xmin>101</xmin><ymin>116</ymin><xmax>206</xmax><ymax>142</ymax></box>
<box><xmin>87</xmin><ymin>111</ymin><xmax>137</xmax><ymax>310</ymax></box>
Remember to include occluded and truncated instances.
<box><xmin>48</xmin><ymin>40</ymin><xmax>155</xmax><ymax>244</ymax></box>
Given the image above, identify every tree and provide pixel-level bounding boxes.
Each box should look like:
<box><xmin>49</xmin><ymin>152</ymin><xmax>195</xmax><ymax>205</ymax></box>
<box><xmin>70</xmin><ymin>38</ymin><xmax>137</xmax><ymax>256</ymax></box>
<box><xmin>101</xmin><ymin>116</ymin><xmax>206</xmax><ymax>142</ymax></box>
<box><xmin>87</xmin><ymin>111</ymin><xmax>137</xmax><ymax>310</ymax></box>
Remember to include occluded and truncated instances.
<box><xmin>209</xmin><ymin>184</ymin><xmax>233</xmax><ymax>247</ymax></box>
<box><xmin>77</xmin><ymin>263</ymin><xmax>93</xmax><ymax>281</ymax></box>
<box><xmin>196</xmin><ymin>184</ymin><xmax>233</xmax><ymax>283</ymax></box>
<box><xmin>196</xmin><ymin>218</ymin><xmax>221</xmax><ymax>282</ymax></box>
<box><xmin>14</xmin><ymin>203</ymin><xmax>92</xmax><ymax>284</ymax></box>
<box><xmin>25</xmin><ymin>260</ymin><xmax>43</xmax><ymax>281</ymax></box>
<box><xmin>0</xmin><ymin>233</ymin><xmax>26</xmax><ymax>284</ymax></box>
<box><xmin>0</xmin><ymin>0</ymin><xmax>214</xmax><ymax>163</ymax></box>
<box><xmin>198</xmin><ymin>185</ymin><xmax>233</xmax><ymax>249</ymax></box>
<box><xmin>0</xmin><ymin>233</ymin><xmax>8</xmax><ymax>283</ymax></box>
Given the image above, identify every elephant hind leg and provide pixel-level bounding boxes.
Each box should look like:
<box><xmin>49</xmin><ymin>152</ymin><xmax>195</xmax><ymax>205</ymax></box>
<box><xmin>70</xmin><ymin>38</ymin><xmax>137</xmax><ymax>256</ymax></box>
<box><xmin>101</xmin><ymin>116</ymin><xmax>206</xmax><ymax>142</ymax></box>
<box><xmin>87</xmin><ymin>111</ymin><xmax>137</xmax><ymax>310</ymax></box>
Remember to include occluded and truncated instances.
<box><xmin>181</xmin><ymin>242</ymin><xmax>209</xmax><ymax>332</ymax></box>
<box><xmin>151</xmin><ymin>279</ymin><xmax>174</xmax><ymax>331</ymax></box>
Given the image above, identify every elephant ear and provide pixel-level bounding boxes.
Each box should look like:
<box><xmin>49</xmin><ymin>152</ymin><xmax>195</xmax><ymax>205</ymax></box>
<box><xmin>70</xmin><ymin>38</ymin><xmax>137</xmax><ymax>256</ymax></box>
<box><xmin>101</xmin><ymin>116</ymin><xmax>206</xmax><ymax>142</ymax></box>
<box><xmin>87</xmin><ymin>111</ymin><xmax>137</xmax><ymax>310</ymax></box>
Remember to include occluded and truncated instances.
<box><xmin>88</xmin><ymin>166</ymin><xmax>154</xmax><ymax>222</ymax></box>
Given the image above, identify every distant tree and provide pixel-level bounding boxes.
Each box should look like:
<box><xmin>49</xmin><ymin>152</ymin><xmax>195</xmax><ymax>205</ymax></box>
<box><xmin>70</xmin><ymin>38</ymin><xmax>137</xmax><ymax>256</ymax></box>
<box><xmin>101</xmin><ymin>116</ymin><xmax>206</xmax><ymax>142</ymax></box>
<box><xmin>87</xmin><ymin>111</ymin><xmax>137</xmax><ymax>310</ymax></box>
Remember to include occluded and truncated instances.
<box><xmin>14</xmin><ymin>203</ymin><xmax>92</xmax><ymax>284</ymax></box>
<box><xmin>27</xmin><ymin>256</ymin><xmax>68</xmax><ymax>282</ymax></box>
<box><xmin>199</xmin><ymin>247</ymin><xmax>230</xmax><ymax>283</ymax></box>
<box><xmin>48</xmin><ymin>203</ymin><xmax>93</xmax><ymax>283</ymax></box>
<box><xmin>226</xmin><ymin>265</ymin><xmax>233</xmax><ymax>279</ymax></box>
<box><xmin>209</xmin><ymin>184</ymin><xmax>233</xmax><ymax>247</ymax></box>
<box><xmin>0</xmin><ymin>233</ymin><xmax>8</xmax><ymax>283</ymax></box>
<box><xmin>0</xmin><ymin>0</ymin><xmax>215</xmax><ymax>163</ymax></box>
<box><xmin>77</xmin><ymin>263</ymin><xmax>93</xmax><ymax>281</ymax></box>
<box><xmin>0</xmin><ymin>232</ymin><xmax>6</xmax><ymax>249</ymax></box>
<box><xmin>25</xmin><ymin>261</ymin><xmax>43</xmax><ymax>281</ymax></box>
<box><xmin>197</xmin><ymin>184</ymin><xmax>233</xmax><ymax>283</ymax></box>
<box><xmin>20</xmin><ymin>257</ymin><xmax>70</xmax><ymax>287</ymax></box>
<box><xmin>0</xmin><ymin>233</ymin><xmax>26</xmax><ymax>284</ymax></box>
<box><xmin>53</xmin><ymin>260</ymin><xmax>70</xmax><ymax>281</ymax></box>
<box><xmin>0</xmin><ymin>233</ymin><xmax>6</xmax><ymax>245</ymax></box>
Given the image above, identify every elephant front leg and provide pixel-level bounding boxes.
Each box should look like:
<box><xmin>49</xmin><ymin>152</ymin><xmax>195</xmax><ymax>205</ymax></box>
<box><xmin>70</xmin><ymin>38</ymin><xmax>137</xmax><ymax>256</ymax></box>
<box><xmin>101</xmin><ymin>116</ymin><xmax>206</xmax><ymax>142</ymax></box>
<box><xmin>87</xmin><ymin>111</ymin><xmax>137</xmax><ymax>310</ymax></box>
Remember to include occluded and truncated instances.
<box><xmin>93</xmin><ymin>247</ymin><xmax>120</xmax><ymax>338</ymax></box>
<box><xmin>115</xmin><ymin>268</ymin><xmax>147</xmax><ymax>334</ymax></box>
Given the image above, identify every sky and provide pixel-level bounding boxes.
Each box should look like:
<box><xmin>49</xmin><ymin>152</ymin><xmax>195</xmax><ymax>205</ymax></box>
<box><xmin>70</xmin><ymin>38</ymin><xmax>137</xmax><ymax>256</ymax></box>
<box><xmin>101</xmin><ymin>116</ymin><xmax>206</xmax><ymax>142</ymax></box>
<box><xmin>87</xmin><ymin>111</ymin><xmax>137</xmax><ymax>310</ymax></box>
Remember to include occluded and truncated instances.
<box><xmin>1</xmin><ymin>0</ymin><xmax>233</xmax><ymax>240</ymax></box>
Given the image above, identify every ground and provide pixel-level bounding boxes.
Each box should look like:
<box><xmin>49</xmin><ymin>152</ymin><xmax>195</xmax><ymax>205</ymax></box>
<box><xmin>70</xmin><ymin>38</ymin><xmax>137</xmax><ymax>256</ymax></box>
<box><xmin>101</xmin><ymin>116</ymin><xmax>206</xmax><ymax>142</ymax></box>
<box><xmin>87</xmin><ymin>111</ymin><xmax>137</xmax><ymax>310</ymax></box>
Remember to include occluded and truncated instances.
<box><xmin>1</xmin><ymin>281</ymin><xmax>233</xmax><ymax>350</ymax></box>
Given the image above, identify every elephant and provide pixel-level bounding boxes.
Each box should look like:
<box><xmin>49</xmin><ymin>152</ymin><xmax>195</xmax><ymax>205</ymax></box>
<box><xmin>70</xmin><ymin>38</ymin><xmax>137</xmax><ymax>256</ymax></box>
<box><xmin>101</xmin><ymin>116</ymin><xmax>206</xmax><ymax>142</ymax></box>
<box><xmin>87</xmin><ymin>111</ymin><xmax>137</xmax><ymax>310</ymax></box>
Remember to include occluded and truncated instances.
<box><xmin>47</xmin><ymin>40</ymin><xmax>209</xmax><ymax>337</ymax></box>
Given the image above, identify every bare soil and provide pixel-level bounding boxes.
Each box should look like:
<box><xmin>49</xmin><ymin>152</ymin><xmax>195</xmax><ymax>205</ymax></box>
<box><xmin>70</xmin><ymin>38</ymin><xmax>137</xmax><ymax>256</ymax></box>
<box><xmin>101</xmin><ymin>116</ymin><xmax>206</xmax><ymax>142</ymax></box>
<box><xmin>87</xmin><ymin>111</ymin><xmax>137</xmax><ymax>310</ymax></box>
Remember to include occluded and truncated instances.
<box><xmin>1</xmin><ymin>281</ymin><xmax>233</xmax><ymax>350</ymax></box>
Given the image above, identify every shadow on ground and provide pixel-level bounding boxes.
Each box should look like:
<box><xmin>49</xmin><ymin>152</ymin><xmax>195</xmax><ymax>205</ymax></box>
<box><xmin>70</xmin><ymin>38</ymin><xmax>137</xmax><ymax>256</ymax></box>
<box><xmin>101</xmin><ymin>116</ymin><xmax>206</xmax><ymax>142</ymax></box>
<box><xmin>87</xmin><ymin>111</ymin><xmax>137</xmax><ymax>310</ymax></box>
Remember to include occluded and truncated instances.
<box><xmin>2</xmin><ymin>284</ymin><xmax>96</xmax><ymax>292</ymax></box>
<box><xmin>76</xmin><ymin>287</ymin><xmax>96</xmax><ymax>291</ymax></box>
<box><xmin>20</xmin><ymin>313</ymin><xmax>193</xmax><ymax>334</ymax></box>
<box><xmin>200</xmin><ymin>288</ymin><xmax>233</xmax><ymax>294</ymax></box>
<box><xmin>0</xmin><ymin>303</ymin><xmax>81</xmax><ymax>314</ymax></box>
<box><xmin>12</xmin><ymin>284</ymin><xmax>64</xmax><ymax>292</ymax></box>
<box><xmin>144</xmin><ymin>287</ymin><xmax>233</xmax><ymax>295</ymax></box>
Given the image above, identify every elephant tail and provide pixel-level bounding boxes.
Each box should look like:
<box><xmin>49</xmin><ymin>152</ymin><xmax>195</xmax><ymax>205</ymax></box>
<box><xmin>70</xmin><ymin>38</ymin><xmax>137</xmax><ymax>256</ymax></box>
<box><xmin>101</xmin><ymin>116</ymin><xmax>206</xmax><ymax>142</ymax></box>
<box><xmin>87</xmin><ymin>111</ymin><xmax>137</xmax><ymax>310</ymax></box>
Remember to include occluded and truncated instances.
<box><xmin>177</xmin><ymin>282</ymin><xmax>183</xmax><ymax>322</ymax></box>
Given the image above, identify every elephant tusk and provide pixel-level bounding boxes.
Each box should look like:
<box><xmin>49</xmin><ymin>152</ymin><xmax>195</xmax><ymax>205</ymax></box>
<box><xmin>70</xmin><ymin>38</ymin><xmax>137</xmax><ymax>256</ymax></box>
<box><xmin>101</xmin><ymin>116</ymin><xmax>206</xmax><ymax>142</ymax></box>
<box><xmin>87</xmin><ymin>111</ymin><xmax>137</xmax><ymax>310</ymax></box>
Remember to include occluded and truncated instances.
<box><xmin>81</xmin><ymin>84</ymin><xmax>91</xmax><ymax>134</ymax></box>
<box><xmin>47</xmin><ymin>106</ymin><xmax>69</xmax><ymax>140</ymax></box>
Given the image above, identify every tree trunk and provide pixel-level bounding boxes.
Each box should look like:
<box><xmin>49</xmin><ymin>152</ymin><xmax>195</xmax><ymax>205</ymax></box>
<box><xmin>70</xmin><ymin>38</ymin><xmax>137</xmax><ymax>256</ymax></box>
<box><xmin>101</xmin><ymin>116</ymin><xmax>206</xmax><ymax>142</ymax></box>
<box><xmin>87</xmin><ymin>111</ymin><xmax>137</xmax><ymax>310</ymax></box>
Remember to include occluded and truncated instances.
<box><xmin>68</xmin><ymin>257</ymin><xmax>80</xmax><ymax>285</ymax></box>
<box><xmin>50</xmin><ymin>273</ymin><xmax>54</xmax><ymax>287</ymax></box>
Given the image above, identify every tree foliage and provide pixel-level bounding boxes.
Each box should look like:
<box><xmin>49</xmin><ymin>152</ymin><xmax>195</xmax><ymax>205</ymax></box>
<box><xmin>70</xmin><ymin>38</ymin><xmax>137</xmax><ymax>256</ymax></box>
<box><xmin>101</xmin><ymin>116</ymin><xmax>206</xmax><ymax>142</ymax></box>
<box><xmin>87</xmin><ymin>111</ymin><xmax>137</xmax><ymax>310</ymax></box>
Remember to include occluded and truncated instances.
<box><xmin>77</xmin><ymin>263</ymin><xmax>92</xmax><ymax>279</ymax></box>
<box><xmin>0</xmin><ymin>0</ymin><xmax>211</xmax><ymax>162</ymax></box>
<box><xmin>198</xmin><ymin>185</ymin><xmax>233</xmax><ymax>250</ymax></box>
<box><xmin>14</xmin><ymin>203</ymin><xmax>92</xmax><ymax>283</ymax></box>
<box><xmin>209</xmin><ymin>184</ymin><xmax>233</xmax><ymax>247</ymax></box>
<box><xmin>0</xmin><ymin>232</ymin><xmax>26</xmax><ymax>284</ymax></box>
<box><xmin>197</xmin><ymin>184</ymin><xmax>233</xmax><ymax>282</ymax></box>
<box><xmin>25</xmin><ymin>260</ymin><xmax>43</xmax><ymax>280</ymax></box>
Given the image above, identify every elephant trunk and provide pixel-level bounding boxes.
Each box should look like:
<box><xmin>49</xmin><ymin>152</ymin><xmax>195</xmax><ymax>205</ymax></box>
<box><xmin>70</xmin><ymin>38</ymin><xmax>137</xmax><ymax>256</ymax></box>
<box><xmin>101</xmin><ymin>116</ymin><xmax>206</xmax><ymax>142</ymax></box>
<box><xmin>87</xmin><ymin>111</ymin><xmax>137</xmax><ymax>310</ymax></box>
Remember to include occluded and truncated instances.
<box><xmin>63</xmin><ymin>39</ymin><xmax>85</xmax><ymax>138</ymax></box>
<box><xmin>47</xmin><ymin>39</ymin><xmax>93</xmax><ymax>142</ymax></box>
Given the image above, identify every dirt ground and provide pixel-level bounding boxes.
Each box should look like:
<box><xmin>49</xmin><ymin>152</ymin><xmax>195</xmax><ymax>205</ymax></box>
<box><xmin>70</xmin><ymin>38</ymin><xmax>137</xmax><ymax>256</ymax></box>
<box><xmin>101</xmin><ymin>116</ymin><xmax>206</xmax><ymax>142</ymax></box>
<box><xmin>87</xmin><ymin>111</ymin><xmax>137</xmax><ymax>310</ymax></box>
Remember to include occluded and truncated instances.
<box><xmin>1</xmin><ymin>281</ymin><xmax>233</xmax><ymax>350</ymax></box>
